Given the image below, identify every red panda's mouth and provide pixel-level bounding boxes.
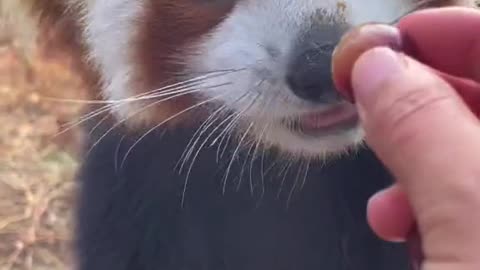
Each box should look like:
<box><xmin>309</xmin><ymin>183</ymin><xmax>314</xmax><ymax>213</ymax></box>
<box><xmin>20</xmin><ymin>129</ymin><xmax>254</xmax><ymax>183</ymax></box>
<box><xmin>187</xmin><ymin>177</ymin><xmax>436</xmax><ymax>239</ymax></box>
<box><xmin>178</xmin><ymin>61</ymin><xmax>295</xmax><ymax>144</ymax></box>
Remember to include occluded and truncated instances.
<box><xmin>283</xmin><ymin>103</ymin><xmax>359</xmax><ymax>136</ymax></box>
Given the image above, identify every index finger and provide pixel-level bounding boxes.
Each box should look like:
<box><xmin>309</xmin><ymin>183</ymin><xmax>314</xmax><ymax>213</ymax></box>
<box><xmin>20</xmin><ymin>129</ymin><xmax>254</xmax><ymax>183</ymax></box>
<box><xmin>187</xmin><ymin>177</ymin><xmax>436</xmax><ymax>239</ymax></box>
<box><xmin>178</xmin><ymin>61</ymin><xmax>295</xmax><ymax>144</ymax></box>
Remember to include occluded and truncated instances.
<box><xmin>398</xmin><ymin>7</ymin><xmax>480</xmax><ymax>81</ymax></box>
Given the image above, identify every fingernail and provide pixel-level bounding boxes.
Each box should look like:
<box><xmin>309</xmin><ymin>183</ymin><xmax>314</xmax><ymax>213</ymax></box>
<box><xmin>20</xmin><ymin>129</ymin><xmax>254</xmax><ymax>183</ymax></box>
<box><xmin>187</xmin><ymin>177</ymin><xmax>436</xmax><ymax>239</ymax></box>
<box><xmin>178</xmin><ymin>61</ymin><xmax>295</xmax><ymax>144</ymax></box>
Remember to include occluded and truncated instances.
<box><xmin>351</xmin><ymin>47</ymin><xmax>406</xmax><ymax>106</ymax></box>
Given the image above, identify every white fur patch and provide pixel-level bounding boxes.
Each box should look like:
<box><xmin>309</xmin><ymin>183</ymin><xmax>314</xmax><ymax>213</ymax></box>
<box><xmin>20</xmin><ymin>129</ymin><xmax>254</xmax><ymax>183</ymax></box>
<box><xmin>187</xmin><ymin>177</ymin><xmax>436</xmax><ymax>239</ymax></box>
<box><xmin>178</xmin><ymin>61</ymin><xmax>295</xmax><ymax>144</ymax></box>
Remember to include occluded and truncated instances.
<box><xmin>187</xmin><ymin>0</ymin><xmax>416</xmax><ymax>158</ymax></box>
<box><xmin>82</xmin><ymin>0</ymin><xmax>145</xmax><ymax>120</ymax></box>
<box><xmin>82</xmin><ymin>0</ymin><xmax>420</xmax><ymax>158</ymax></box>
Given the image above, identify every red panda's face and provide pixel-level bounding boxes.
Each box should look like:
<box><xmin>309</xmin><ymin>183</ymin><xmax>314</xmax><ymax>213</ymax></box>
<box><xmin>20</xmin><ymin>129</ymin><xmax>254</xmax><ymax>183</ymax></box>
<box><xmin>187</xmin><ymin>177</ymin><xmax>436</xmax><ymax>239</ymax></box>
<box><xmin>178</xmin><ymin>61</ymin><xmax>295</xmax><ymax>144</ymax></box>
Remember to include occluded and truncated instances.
<box><xmin>83</xmin><ymin>0</ymin><xmax>474</xmax><ymax>158</ymax></box>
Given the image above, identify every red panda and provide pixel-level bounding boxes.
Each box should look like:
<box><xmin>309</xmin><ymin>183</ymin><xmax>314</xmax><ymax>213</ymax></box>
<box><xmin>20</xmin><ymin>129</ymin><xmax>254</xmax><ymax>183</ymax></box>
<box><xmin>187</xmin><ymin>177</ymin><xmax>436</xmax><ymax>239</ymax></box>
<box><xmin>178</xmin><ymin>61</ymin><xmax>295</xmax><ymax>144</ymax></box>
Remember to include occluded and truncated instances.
<box><xmin>25</xmin><ymin>0</ymin><xmax>473</xmax><ymax>157</ymax></box>
<box><xmin>20</xmin><ymin>0</ymin><xmax>477</xmax><ymax>270</ymax></box>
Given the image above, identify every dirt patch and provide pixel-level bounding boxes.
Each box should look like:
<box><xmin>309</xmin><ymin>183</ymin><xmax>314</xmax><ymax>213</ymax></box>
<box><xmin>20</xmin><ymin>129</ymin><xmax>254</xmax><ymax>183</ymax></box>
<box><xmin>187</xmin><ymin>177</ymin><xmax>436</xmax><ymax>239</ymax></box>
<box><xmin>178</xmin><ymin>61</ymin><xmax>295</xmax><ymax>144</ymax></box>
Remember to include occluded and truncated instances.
<box><xmin>0</xmin><ymin>41</ymin><xmax>87</xmax><ymax>270</ymax></box>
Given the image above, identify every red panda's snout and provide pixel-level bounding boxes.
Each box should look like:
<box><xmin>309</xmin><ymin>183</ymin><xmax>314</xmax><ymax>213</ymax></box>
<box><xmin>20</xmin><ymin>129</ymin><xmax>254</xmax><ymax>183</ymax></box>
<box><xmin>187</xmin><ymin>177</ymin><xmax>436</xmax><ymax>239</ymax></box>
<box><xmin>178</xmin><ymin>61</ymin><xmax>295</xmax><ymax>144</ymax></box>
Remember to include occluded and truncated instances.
<box><xmin>81</xmin><ymin>0</ymin><xmax>475</xmax><ymax>159</ymax></box>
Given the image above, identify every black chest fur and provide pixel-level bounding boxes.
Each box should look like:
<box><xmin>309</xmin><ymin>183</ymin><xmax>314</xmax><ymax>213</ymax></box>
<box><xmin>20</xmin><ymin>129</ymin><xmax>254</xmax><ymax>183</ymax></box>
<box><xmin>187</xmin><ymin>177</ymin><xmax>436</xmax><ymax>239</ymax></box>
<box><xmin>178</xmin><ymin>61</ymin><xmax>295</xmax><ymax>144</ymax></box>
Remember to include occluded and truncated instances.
<box><xmin>76</xmin><ymin>121</ymin><xmax>410</xmax><ymax>270</ymax></box>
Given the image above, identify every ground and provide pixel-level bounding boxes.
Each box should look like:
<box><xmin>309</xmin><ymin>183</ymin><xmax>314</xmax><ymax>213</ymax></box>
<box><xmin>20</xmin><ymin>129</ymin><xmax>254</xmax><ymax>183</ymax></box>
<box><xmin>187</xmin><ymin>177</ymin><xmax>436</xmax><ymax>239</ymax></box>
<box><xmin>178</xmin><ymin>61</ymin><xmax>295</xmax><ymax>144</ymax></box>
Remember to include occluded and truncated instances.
<box><xmin>0</xmin><ymin>36</ymin><xmax>87</xmax><ymax>270</ymax></box>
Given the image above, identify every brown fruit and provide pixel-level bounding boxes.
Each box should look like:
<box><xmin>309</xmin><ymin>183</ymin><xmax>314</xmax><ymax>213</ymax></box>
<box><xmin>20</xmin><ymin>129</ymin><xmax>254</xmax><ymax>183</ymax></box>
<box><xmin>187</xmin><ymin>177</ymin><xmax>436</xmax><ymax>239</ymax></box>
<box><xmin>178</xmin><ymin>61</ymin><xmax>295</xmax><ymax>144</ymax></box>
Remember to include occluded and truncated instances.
<box><xmin>331</xmin><ymin>24</ymin><xmax>403</xmax><ymax>102</ymax></box>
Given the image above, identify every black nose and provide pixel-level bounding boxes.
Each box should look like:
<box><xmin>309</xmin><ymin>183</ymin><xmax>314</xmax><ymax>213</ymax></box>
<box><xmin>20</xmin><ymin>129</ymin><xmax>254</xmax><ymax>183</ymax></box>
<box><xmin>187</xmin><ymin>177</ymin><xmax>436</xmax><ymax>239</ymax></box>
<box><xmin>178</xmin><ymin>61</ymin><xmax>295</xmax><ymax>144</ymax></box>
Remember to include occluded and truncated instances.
<box><xmin>286</xmin><ymin>44</ymin><xmax>337</xmax><ymax>102</ymax></box>
<box><xmin>286</xmin><ymin>25</ymin><xmax>347</xmax><ymax>103</ymax></box>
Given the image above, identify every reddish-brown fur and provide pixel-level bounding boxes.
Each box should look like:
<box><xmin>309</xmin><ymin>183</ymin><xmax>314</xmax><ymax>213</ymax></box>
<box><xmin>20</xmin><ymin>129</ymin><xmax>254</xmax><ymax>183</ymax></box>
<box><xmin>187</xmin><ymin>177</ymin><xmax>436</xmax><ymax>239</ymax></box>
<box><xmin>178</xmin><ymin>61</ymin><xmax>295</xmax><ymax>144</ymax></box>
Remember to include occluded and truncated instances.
<box><xmin>28</xmin><ymin>0</ymin><xmax>100</xmax><ymax>100</ymax></box>
<box><xmin>129</xmin><ymin>1</ymin><xmax>237</xmax><ymax>127</ymax></box>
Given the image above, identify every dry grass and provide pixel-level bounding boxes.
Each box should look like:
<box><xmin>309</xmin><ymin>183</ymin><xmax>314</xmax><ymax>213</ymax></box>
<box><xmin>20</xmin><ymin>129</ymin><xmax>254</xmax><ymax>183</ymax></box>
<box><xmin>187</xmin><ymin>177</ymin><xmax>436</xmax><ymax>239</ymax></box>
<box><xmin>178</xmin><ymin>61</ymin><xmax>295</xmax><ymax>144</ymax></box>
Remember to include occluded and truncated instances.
<box><xmin>0</xmin><ymin>13</ymin><xmax>88</xmax><ymax>270</ymax></box>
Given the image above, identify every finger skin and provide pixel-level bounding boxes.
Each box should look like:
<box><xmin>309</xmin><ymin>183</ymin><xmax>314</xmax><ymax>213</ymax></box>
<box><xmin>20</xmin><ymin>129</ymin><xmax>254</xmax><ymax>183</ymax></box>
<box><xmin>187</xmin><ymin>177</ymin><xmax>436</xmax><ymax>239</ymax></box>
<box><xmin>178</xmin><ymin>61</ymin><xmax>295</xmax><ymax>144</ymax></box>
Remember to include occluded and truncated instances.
<box><xmin>398</xmin><ymin>7</ymin><xmax>480</xmax><ymax>82</ymax></box>
<box><xmin>331</xmin><ymin>21</ymin><xmax>480</xmax><ymax>107</ymax></box>
<box><xmin>351</xmin><ymin>47</ymin><xmax>480</xmax><ymax>268</ymax></box>
<box><xmin>367</xmin><ymin>184</ymin><xmax>414</xmax><ymax>242</ymax></box>
<box><xmin>433</xmin><ymin>71</ymin><xmax>480</xmax><ymax>117</ymax></box>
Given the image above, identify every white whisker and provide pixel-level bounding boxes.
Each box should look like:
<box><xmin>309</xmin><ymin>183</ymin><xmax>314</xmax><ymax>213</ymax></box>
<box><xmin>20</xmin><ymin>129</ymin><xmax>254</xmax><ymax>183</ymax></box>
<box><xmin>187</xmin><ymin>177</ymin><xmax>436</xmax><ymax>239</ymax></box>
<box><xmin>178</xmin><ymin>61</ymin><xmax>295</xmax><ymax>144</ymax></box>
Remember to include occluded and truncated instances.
<box><xmin>236</xmin><ymin>141</ymin><xmax>256</xmax><ymax>192</ymax></box>
<box><xmin>299</xmin><ymin>161</ymin><xmax>310</xmax><ymax>191</ymax></box>
<box><xmin>178</xmin><ymin>91</ymin><xmax>252</xmax><ymax>173</ymax></box>
<box><xmin>222</xmin><ymin>122</ymin><xmax>254</xmax><ymax>194</ymax></box>
<box><xmin>287</xmin><ymin>161</ymin><xmax>305</xmax><ymax>208</ymax></box>
<box><xmin>88</xmin><ymin>113</ymin><xmax>111</xmax><ymax>136</ymax></box>
<box><xmin>54</xmin><ymin>105</ymin><xmax>112</xmax><ymax>137</ymax></box>
<box><xmin>176</xmin><ymin>104</ymin><xmax>228</xmax><ymax>173</ymax></box>
<box><xmin>119</xmin><ymin>94</ymin><xmax>227</xmax><ymax>169</ymax></box>
<box><xmin>52</xmin><ymin>69</ymin><xmax>243</xmax><ymax>137</ymax></box>
<box><xmin>85</xmin><ymin>83</ymin><xmax>231</xmax><ymax>158</ymax></box>
<box><xmin>180</xmin><ymin>111</ymin><xmax>241</xmax><ymax>207</ymax></box>
<box><xmin>180</xmin><ymin>92</ymin><xmax>255</xmax><ymax>206</ymax></box>
<box><xmin>42</xmin><ymin>69</ymin><xmax>242</xmax><ymax>105</ymax></box>
<box><xmin>114</xmin><ymin>135</ymin><xmax>126</xmax><ymax>173</ymax></box>
<box><xmin>249</xmin><ymin>124</ymin><xmax>269</xmax><ymax>196</ymax></box>
<box><xmin>212</xmin><ymin>93</ymin><xmax>260</xmax><ymax>162</ymax></box>
<box><xmin>276</xmin><ymin>161</ymin><xmax>292</xmax><ymax>200</ymax></box>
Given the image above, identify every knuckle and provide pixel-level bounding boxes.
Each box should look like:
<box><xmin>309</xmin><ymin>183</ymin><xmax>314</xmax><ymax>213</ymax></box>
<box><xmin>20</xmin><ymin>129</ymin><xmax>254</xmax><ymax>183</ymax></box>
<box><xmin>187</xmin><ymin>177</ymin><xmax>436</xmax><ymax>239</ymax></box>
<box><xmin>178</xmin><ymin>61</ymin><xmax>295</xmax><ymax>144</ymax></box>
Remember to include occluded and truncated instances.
<box><xmin>372</xmin><ymin>81</ymin><xmax>453</xmax><ymax>143</ymax></box>
<box><xmin>389</xmin><ymin>87</ymin><xmax>450</xmax><ymax>129</ymax></box>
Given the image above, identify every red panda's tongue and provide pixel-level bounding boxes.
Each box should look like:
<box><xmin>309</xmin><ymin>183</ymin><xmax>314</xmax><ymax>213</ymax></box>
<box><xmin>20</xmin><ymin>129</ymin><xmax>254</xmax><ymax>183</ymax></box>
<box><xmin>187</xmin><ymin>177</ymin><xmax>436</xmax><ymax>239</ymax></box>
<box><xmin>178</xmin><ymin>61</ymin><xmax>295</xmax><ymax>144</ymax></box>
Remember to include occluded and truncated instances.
<box><xmin>298</xmin><ymin>104</ymin><xmax>358</xmax><ymax>130</ymax></box>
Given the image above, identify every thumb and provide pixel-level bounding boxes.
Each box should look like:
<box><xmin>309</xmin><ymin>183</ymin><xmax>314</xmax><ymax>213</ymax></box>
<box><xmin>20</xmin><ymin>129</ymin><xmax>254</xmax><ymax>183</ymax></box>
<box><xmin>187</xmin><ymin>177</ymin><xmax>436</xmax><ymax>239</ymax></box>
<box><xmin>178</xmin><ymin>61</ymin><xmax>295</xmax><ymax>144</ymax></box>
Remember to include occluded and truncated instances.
<box><xmin>351</xmin><ymin>47</ymin><xmax>480</xmax><ymax>266</ymax></box>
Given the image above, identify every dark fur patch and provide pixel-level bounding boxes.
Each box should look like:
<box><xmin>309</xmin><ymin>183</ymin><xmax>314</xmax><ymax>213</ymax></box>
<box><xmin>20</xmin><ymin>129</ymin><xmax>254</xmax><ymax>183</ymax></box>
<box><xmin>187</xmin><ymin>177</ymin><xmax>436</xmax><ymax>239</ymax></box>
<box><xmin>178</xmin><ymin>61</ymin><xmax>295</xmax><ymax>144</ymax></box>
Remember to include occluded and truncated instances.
<box><xmin>76</xmin><ymin>117</ymin><xmax>410</xmax><ymax>270</ymax></box>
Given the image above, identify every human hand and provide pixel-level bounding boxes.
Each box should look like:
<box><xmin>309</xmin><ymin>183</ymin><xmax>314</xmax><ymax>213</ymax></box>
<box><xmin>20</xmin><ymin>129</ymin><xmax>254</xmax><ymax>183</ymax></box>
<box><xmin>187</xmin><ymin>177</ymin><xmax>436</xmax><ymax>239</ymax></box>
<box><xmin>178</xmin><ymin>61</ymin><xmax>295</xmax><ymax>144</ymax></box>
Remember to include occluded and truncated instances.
<box><xmin>333</xmin><ymin>7</ymin><xmax>480</xmax><ymax>270</ymax></box>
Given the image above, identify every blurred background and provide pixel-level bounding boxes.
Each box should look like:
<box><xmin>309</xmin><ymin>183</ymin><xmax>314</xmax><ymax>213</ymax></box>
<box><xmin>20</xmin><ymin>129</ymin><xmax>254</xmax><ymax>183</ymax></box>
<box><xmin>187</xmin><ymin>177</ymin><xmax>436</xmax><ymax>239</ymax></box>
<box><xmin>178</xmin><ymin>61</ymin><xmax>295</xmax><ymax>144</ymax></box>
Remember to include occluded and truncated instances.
<box><xmin>1</xmin><ymin>1</ymin><xmax>479</xmax><ymax>270</ymax></box>
<box><xmin>0</xmin><ymin>1</ymin><xmax>88</xmax><ymax>269</ymax></box>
